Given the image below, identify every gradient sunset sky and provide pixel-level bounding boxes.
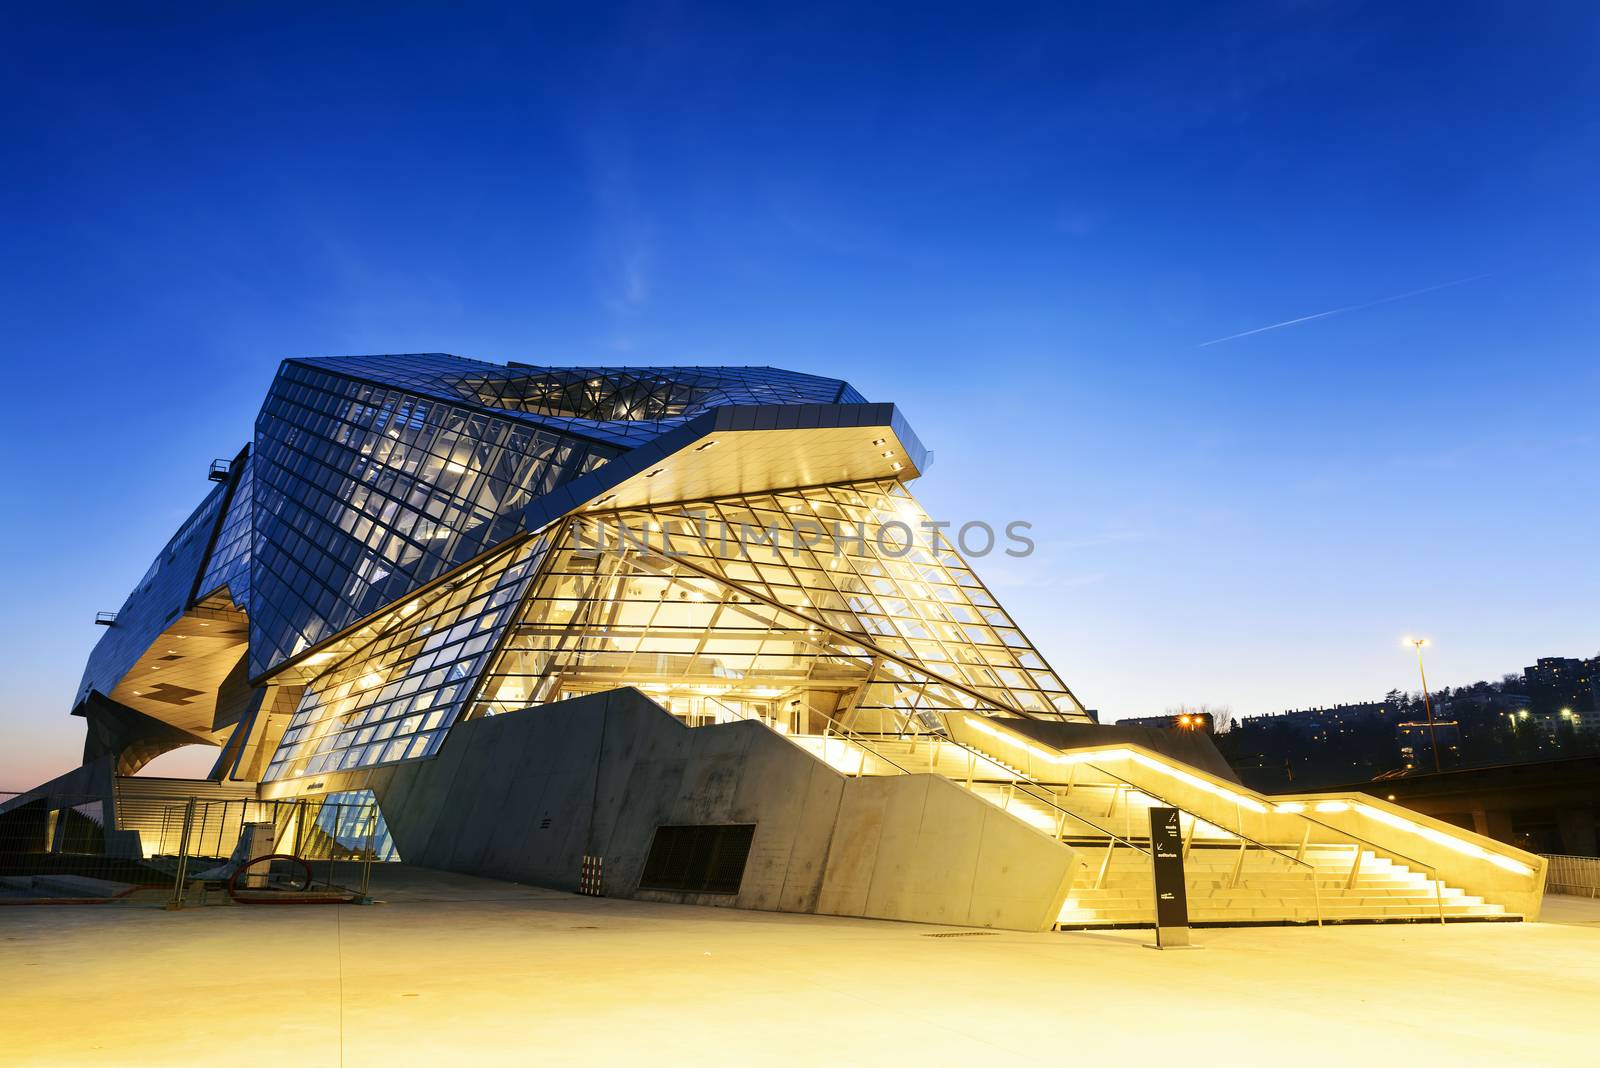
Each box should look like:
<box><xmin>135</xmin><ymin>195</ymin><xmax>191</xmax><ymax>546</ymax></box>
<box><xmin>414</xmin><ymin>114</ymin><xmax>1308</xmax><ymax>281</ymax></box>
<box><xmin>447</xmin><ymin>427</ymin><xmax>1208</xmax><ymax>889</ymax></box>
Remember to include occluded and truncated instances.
<box><xmin>2</xmin><ymin>2</ymin><xmax>1596</xmax><ymax>785</ymax></box>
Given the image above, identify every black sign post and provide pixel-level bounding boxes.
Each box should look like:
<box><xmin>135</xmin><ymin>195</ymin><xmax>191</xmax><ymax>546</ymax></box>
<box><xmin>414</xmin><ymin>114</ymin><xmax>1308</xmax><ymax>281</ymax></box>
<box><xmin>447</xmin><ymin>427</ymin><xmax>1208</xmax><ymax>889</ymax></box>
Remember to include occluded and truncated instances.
<box><xmin>1146</xmin><ymin>806</ymin><xmax>1195</xmax><ymax>949</ymax></box>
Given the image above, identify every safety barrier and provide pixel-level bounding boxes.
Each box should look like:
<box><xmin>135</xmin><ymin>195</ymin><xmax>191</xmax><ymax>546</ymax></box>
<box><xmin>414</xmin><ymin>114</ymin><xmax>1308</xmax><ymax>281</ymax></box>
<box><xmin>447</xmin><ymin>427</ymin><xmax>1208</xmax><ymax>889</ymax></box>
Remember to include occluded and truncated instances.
<box><xmin>0</xmin><ymin>789</ymin><xmax>394</xmax><ymax>907</ymax></box>
<box><xmin>1544</xmin><ymin>854</ymin><xmax>1600</xmax><ymax>898</ymax></box>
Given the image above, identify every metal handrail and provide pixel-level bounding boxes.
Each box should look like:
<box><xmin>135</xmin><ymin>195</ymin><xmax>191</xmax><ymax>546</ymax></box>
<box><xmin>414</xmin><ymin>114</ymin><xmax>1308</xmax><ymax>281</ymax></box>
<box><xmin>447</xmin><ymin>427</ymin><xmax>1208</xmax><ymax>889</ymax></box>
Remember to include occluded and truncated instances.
<box><xmin>704</xmin><ymin>696</ymin><xmax>1153</xmax><ymax>858</ymax></box>
<box><xmin>953</xmin><ymin>716</ymin><xmax>1442</xmax><ymax>870</ymax></box>
<box><xmin>871</xmin><ymin>726</ymin><xmax>1323</xmax><ymax>920</ymax></box>
<box><xmin>892</xmin><ymin>731</ymin><xmax>1154</xmax><ymax>857</ymax></box>
<box><xmin>696</xmin><ymin>694</ymin><xmax>922</xmax><ymax>779</ymax></box>
<box><xmin>1271</xmin><ymin>809</ymin><xmax>1445</xmax><ymax>889</ymax></box>
<box><xmin>896</xmin><ymin>725</ymin><xmax>1316</xmax><ymax>872</ymax></box>
<box><xmin>949</xmin><ymin>720</ymin><xmax>1453</xmax><ymax>920</ymax></box>
<box><xmin>693</xmin><ymin>703</ymin><xmax>1464</xmax><ymax>925</ymax></box>
<box><xmin>1269</xmin><ymin>789</ymin><xmax>1533</xmax><ymax>874</ymax></box>
<box><xmin>826</xmin><ymin>723</ymin><xmax>1163</xmax><ymax>855</ymax></box>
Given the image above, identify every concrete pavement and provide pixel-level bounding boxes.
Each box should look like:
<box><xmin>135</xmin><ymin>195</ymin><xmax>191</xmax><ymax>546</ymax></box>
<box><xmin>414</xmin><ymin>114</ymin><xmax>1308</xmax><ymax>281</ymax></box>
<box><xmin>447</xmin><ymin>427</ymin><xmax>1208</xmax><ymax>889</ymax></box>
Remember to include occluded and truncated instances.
<box><xmin>3</xmin><ymin>866</ymin><xmax>1597</xmax><ymax>1067</ymax></box>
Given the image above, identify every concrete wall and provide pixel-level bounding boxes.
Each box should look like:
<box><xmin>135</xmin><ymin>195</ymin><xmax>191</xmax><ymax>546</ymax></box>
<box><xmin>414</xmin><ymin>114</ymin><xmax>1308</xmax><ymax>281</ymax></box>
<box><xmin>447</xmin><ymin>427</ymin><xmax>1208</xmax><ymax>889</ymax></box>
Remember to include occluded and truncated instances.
<box><xmin>0</xmin><ymin>757</ymin><xmax>143</xmax><ymax>859</ymax></box>
<box><xmin>275</xmin><ymin>688</ymin><xmax>1077</xmax><ymax>931</ymax></box>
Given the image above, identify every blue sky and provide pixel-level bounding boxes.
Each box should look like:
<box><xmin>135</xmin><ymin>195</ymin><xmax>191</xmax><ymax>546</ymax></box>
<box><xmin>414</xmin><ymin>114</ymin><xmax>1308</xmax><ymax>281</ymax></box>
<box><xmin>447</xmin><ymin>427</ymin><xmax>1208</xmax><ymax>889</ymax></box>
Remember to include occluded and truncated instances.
<box><xmin>2</xmin><ymin>2</ymin><xmax>1596</xmax><ymax>785</ymax></box>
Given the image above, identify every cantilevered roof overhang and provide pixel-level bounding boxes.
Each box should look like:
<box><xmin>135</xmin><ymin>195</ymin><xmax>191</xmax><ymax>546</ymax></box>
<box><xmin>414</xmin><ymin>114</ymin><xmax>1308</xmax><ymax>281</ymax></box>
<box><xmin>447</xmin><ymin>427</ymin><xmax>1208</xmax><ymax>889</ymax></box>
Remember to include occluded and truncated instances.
<box><xmin>521</xmin><ymin>401</ymin><xmax>928</xmax><ymax>528</ymax></box>
<box><xmin>96</xmin><ymin>595</ymin><xmax>250</xmax><ymax>739</ymax></box>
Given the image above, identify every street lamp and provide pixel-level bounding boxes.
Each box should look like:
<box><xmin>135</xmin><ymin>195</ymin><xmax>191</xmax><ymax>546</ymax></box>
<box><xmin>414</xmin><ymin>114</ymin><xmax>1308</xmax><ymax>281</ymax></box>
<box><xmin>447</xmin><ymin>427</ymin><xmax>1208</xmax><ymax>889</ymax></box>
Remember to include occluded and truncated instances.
<box><xmin>1403</xmin><ymin>636</ymin><xmax>1442</xmax><ymax>773</ymax></box>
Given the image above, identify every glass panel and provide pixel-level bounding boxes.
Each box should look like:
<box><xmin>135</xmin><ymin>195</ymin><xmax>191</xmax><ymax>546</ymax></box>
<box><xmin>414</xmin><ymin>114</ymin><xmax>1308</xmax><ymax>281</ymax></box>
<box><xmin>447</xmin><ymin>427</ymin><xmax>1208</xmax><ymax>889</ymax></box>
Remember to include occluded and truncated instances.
<box><xmin>476</xmin><ymin>480</ymin><xmax>1088</xmax><ymax>736</ymax></box>
<box><xmin>197</xmin><ymin>456</ymin><xmax>254</xmax><ymax>609</ymax></box>
<box><xmin>263</xmin><ymin>533</ymin><xmax>552</xmax><ymax>782</ymax></box>
<box><xmin>248</xmin><ymin>362</ymin><xmax>614</xmax><ymax>676</ymax></box>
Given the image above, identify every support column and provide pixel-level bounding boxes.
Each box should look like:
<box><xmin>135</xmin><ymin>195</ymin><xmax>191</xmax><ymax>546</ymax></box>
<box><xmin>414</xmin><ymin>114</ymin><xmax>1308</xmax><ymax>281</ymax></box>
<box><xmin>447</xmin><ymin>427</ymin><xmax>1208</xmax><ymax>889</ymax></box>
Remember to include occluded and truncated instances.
<box><xmin>1470</xmin><ymin>807</ymin><xmax>1516</xmax><ymax>845</ymax></box>
<box><xmin>1556</xmin><ymin>805</ymin><xmax>1597</xmax><ymax>857</ymax></box>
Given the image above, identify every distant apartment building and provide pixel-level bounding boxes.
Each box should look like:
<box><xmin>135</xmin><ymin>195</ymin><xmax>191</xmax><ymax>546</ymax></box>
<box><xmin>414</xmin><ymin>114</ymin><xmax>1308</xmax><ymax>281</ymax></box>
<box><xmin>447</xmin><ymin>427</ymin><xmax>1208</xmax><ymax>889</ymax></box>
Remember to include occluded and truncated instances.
<box><xmin>1396</xmin><ymin>720</ymin><xmax>1462</xmax><ymax>769</ymax></box>
<box><xmin>1118</xmin><ymin>711</ymin><xmax>1216</xmax><ymax>734</ymax></box>
<box><xmin>1524</xmin><ymin>656</ymin><xmax>1597</xmax><ymax>720</ymax></box>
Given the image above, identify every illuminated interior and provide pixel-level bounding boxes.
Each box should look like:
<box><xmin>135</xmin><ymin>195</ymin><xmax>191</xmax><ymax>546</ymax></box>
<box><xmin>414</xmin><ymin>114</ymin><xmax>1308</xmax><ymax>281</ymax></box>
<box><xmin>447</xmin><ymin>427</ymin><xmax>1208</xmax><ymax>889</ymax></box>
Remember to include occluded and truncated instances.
<box><xmin>472</xmin><ymin>479</ymin><xmax>1088</xmax><ymax>735</ymax></box>
<box><xmin>264</xmin><ymin>533</ymin><xmax>554</xmax><ymax>781</ymax></box>
<box><xmin>248</xmin><ymin>358</ymin><xmax>618</xmax><ymax>678</ymax></box>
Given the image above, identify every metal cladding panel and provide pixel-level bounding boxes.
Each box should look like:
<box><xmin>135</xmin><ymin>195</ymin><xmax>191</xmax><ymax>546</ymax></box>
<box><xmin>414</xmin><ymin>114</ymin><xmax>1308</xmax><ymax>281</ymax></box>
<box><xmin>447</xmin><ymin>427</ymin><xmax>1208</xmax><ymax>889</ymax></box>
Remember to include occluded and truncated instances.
<box><xmin>518</xmin><ymin>402</ymin><xmax>926</xmax><ymax>533</ymax></box>
<box><xmin>294</xmin><ymin>355</ymin><xmax>865</xmax><ymax>448</ymax></box>
<box><xmin>76</xmin><ymin>483</ymin><xmax>229</xmax><ymax>706</ymax></box>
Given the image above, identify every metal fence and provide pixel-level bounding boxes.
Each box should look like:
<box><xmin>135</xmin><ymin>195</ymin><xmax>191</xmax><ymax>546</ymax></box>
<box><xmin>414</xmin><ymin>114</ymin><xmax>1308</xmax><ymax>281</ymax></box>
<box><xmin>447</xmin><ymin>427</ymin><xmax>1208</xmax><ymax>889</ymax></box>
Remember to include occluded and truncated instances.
<box><xmin>0</xmin><ymin>789</ymin><xmax>393</xmax><ymax>907</ymax></box>
<box><xmin>1544</xmin><ymin>854</ymin><xmax>1600</xmax><ymax>898</ymax></box>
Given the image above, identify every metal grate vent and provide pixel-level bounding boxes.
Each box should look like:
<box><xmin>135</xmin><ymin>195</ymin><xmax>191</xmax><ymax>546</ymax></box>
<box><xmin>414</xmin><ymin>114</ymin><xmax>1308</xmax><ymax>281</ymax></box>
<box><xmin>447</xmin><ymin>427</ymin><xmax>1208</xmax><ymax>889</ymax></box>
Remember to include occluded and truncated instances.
<box><xmin>579</xmin><ymin>854</ymin><xmax>603</xmax><ymax>895</ymax></box>
<box><xmin>922</xmin><ymin>931</ymin><xmax>1000</xmax><ymax>938</ymax></box>
<box><xmin>639</xmin><ymin>824</ymin><xmax>755</xmax><ymax>895</ymax></box>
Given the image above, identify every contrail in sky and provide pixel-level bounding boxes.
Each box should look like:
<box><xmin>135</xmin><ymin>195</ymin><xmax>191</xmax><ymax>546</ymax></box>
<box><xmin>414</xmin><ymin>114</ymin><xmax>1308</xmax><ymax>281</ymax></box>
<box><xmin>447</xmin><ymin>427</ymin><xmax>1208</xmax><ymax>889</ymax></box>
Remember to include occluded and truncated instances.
<box><xmin>1198</xmin><ymin>273</ymin><xmax>1494</xmax><ymax>347</ymax></box>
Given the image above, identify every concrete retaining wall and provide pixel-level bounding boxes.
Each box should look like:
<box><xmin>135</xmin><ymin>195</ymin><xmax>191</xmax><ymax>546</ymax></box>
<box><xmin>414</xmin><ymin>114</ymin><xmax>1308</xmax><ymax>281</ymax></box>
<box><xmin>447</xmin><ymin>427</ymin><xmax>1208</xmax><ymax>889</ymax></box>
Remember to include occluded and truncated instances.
<box><xmin>275</xmin><ymin>688</ymin><xmax>1076</xmax><ymax>930</ymax></box>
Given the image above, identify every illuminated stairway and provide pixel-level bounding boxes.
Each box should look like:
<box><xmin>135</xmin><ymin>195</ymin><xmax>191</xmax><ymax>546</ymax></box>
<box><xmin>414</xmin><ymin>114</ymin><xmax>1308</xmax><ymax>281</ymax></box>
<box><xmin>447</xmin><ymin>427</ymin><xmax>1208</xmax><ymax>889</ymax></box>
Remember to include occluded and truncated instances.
<box><xmin>1056</xmin><ymin>848</ymin><xmax>1507</xmax><ymax>926</ymax></box>
<box><xmin>789</xmin><ymin>723</ymin><xmax>1542</xmax><ymax>928</ymax></box>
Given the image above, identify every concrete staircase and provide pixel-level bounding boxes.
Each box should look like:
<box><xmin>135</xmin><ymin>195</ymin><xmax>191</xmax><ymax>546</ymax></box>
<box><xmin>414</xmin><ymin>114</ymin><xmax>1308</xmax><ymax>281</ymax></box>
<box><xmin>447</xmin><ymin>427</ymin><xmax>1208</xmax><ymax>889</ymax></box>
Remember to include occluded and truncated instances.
<box><xmin>1057</xmin><ymin>846</ymin><xmax>1508</xmax><ymax>926</ymax></box>
<box><xmin>790</xmin><ymin>730</ymin><xmax>1525</xmax><ymax>928</ymax></box>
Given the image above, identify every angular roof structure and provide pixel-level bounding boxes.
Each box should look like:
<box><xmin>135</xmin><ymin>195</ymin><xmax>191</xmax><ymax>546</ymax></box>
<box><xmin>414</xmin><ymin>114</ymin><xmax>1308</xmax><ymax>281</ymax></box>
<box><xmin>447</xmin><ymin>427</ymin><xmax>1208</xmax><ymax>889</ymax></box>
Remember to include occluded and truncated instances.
<box><xmin>72</xmin><ymin>353</ymin><xmax>1055</xmax><ymax>782</ymax></box>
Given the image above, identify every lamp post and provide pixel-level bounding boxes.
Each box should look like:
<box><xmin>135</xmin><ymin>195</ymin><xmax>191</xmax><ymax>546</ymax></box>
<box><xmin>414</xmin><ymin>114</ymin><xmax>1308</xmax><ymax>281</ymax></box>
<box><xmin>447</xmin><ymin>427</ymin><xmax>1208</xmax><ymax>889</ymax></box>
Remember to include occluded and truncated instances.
<box><xmin>1406</xmin><ymin>637</ymin><xmax>1442</xmax><ymax>773</ymax></box>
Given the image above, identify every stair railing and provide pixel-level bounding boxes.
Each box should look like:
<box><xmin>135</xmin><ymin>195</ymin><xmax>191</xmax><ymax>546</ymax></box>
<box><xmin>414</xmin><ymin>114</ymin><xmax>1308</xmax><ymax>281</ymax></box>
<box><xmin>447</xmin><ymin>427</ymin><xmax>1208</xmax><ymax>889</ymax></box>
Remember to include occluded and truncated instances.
<box><xmin>953</xmin><ymin>716</ymin><xmax>1454</xmax><ymax>924</ymax></box>
<box><xmin>916</xmin><ymin>722</ymin><xmax>1335</xmax><ymax>923</ymax></box>
<box><xmin>836</xmin><ymin>724</ymin><xmax>1152</xmax><ymax>856</ymax></box>
<box><xmin>698</xmin><ymin>694</ymin><xmax>921</xmax><ymax>778</ymax></box>
<box><xmin>700</xmin><ymin>697</ymin><xmax>1157</xmax><ymax>900</ymax></box>
<box><xmin>1272</xmin><ymin>810</ymin><xmax>1447</xmax><ymax>924</ymax></box>
<box><xmin>926</xmin><ymin>727</ymin><xmax>1331</xmax><ymax>919</ymax></box>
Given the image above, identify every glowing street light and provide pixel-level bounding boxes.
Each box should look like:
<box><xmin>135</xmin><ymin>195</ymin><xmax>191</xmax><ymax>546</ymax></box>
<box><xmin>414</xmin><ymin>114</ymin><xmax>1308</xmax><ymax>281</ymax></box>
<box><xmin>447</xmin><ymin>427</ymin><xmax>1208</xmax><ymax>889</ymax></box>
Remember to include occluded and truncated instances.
<box><xmin>1403</xmin><ymin>636</ymin><xmax>1442</xmax><ymax>774</ymax></box>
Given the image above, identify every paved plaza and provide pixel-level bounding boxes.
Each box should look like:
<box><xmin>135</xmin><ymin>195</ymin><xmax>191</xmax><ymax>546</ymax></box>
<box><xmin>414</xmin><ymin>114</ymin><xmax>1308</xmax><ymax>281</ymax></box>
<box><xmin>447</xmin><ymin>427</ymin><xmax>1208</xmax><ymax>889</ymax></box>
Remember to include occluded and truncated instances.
<box><xmin>3</xmin><ymin>867</ymin><xmax>1596</xmax><ymax>1067</ymax></box>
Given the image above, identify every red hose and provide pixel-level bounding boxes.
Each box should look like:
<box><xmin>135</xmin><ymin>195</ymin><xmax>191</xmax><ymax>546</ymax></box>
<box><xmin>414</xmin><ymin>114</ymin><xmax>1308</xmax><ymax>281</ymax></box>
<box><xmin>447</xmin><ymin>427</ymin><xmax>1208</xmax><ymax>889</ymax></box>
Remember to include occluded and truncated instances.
<box><xmin>225</xmin><ymin>856</ymin><xmax>347</xmax><ymax>908</ymax></box>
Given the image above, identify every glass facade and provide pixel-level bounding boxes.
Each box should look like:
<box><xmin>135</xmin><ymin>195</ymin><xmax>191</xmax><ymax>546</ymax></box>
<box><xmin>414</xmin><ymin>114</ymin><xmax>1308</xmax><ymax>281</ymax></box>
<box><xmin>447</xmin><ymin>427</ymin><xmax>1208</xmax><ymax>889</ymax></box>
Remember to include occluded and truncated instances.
<box><xmin>314</xmin><ymin>789</ymin><xmax>399</xmax><ymax>861</ymax></box>
<box><xmin>71</xmin><ymin>353</ymin><xmax>1093</xmax><ymax>789</ymax></box>
<box><xmin>472</xmin><ymin>479</ymin><xmax>1087</xmax><ymax>734</ymax></box>
<box><xmin>197</xmin><ymin>455</ymin><xmax>253</xmax><ymax>610</ymax></box>
<box><xmin>263</xmin><ymin>534</ymin><xmax>551</xmax><ymax>781</ymax></box>
<box><xmin>248</xmin><ymin>361</ymin><xmax>616</xmax><ymax>677</ymax></box>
